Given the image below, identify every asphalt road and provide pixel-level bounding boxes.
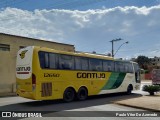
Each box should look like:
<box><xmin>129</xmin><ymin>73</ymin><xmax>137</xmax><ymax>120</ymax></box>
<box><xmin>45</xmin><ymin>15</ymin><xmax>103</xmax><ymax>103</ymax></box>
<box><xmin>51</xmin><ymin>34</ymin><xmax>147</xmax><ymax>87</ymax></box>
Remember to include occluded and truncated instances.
<box><xmin>0</xmin><ymin>93</ymin><xmax>143</xmax><ymax>111</ymax></box>
<box><xmin>0</xmin><ymin>81</ymin><xmax>159</xmax><ymax>120</ymax></box>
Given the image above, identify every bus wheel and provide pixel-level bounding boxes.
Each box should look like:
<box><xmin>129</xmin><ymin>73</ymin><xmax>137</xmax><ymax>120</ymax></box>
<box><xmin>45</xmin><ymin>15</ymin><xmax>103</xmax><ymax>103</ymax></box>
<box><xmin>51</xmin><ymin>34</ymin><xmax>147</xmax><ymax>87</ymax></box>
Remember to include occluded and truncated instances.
<box><xmin>77</xmin><ymin>87</ymin><xmax>88</xmax><ymax>101</ymax></box>
<box><xmin>127</xmin><ymin>85</ymin><xmax>133</xmax><ymax>95</ymax></box>
<box><xmin>63</xmin><ymin>88</ymin><xmax>75</xmax><ymax>102</ymax></box>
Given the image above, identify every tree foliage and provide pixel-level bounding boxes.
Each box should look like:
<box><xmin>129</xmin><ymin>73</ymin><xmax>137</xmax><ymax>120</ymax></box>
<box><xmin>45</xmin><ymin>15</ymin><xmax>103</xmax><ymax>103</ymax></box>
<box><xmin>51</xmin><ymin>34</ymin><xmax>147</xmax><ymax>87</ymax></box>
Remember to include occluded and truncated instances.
<box><xmin>142</xmin><ymin>85</ymin><xmax>160</xmax><ymax>95</ymax></box>
<box><xmin>135</xmin><ymin>55</ymin><xmax>150</xmax><ymax>69</ymax></box>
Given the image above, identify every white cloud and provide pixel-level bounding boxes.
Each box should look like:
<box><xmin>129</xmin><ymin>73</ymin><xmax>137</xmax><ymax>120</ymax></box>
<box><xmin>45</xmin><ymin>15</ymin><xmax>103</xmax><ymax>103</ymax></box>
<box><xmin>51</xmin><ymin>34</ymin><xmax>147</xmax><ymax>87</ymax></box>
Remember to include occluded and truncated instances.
<box><xmin>0</xmin><ymin>6</ymin><xmax>160</xmax><ymax>58</ymax></box>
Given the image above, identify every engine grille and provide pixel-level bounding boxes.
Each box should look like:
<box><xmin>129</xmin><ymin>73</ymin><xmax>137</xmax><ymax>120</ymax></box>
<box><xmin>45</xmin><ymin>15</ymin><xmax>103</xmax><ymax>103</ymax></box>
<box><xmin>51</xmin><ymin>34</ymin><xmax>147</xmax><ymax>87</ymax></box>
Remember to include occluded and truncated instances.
<box><xmin>41</xmin><ymin>82</ymin><xmax>52</xmax><ymax>97</ymax></box>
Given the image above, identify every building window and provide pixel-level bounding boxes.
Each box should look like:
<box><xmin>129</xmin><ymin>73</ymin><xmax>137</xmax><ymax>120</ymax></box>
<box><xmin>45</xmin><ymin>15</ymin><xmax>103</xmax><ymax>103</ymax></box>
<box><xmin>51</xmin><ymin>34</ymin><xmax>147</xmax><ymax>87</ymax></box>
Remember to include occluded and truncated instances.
<box><xmin>0</xmin><ymin>44</ymin><xmax>10</xmax><ymax>51</ymax></box>
<box><xmin>19</xmin><ymin>46</ymin><xmax>26</xmax><ymax>49</ymax></box>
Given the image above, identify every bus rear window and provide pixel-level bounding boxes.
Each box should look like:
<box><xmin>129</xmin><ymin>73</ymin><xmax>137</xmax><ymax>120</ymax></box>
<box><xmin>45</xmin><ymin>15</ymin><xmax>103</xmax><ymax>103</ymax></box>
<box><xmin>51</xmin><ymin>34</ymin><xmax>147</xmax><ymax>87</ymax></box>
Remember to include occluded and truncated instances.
<box><xmin>38</xmin><ymin>51</ymin><xmax>59</xmax><ymax>69</ymax></box>
<box><xmin>39</xmin><ymin>52</ymin><xmax>48</xmax><ymax>68</ymax></box>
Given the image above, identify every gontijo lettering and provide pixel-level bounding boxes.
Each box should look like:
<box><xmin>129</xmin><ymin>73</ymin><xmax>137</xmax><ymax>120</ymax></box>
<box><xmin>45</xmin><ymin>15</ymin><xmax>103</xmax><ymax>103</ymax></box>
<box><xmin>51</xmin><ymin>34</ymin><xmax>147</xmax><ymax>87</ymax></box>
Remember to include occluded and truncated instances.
<box><xmin>77</xmin><ymin>72</ymin><xmax>105</xmax><ymax>78</ymax></box>
<box><xmin>16</xmin><ymin>67</ymin><xmax>31</xmax><ymax>71</ymax></box>
<box><xmin>16</xmin><ymin>67</ymin><xmax>31</xmax><ymax>74</ymax></box>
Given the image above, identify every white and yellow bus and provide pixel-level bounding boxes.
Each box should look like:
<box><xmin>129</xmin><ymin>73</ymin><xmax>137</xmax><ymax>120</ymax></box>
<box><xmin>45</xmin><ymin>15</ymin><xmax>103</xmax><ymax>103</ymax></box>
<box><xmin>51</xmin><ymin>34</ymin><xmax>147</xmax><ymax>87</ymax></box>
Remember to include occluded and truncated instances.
<box><xmin>16</xmin><ymin>46</ymin><xmax>140</xmax><ymax>102</ymax></box>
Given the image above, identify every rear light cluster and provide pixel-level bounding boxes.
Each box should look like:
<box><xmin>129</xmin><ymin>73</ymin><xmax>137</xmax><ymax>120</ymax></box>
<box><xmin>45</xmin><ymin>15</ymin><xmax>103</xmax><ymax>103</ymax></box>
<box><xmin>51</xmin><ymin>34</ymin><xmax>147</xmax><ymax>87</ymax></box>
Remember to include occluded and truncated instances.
<box><xmin>32</xmin><ymin>73</ymin><xmax>36</xmax><ymax>91</ymax></box>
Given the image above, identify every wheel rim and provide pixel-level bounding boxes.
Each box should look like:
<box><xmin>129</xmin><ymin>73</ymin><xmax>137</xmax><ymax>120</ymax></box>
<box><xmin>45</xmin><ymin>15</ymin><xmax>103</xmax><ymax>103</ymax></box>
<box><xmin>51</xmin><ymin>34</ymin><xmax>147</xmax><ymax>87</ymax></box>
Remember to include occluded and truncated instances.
<box><xmin>64</xmin><ymin>89</ymin><xmax>74</xmax><ymax>102</ymax></box>
<box><xmin>78</xmin><ymin>88</ymin><xmax>87</xmax><ymax>100</ymax></box>
<box><xmin>80</xmin><ymin>90</ymin><xmax>86</xmax><ymax>99</ymax></box>
<box><xmin>66</xmin><ymin>91</ymin><xmax>73</xmax><ymax>99</ymax></box>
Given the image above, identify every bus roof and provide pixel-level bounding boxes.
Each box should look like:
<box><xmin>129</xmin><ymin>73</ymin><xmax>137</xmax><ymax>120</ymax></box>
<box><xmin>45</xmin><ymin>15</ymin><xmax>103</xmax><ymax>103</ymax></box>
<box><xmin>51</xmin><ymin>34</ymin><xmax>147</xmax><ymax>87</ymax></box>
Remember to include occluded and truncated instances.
<box><xmin>115</xmin><ymin>59</ymin><xmax>137</xmax><ymax>64</ymax></box>
<box><xmin>33</xmin><ymin>46</ymin><xmax>114</xmax><ymax>60</ymax></box>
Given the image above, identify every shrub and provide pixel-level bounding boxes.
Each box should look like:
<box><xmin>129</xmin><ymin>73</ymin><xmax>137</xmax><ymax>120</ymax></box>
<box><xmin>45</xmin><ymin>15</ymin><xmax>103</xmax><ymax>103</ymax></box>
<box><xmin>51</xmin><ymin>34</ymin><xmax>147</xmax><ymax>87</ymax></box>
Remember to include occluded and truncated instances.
<box><xmin>142</xmin><ymin>85</ymin><xmax>160</xmax><ymax>95</ymax></box>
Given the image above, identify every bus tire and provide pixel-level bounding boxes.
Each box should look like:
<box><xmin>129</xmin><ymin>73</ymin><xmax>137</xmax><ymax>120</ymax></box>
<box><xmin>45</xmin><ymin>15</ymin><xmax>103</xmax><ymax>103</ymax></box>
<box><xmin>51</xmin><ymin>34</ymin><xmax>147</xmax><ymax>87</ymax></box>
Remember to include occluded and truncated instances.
<box><xmin>127</xmin><ymin>85</ymin><xmax>133</xmax><ymax>95</ymax></box>
<box><xmin>77</xmin><ymin>87</ymin><xmax>88</xmax><ymax>101</ymax></box>
<box><xmin>63</xmin><ymin>87</ymin><xmax>75</xmax><ymax>102</ymax></box>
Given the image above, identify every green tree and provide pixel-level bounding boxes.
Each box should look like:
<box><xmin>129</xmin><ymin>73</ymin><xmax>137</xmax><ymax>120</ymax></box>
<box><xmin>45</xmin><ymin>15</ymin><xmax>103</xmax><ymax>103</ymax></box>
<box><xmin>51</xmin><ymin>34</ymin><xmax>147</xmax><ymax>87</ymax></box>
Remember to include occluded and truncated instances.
<box><xmin>135</xmin><ymin>55</ymin><xmax>150</xmax><ymax>69</ymax></box>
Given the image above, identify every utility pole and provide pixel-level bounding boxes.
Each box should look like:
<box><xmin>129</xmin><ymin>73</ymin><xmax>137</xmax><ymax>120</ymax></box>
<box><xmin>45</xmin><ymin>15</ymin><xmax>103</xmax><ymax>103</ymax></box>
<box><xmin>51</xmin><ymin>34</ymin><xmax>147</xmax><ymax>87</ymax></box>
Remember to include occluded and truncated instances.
<box><xmin>110</xmin><ymin>38</ymin><xmax>122</xmax><ymax>57</ymax></box>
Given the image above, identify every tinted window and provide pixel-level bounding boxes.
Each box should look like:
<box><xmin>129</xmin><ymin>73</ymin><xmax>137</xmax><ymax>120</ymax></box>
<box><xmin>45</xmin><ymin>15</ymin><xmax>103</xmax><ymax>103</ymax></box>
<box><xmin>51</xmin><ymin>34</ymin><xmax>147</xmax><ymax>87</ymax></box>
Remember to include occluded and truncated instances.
<box><xmin>49</xmin><ymin>53</ymin><xmax>57</xmax><ymax>69</ymax></box>
<box><xmin>59</xmin><ymin>55</ymin><xmax>74</xmax><ymax>69</ymax></box>
<box><xmin>81</xmin><ymin>58</ymin><xmax>89</xmax><ymax>70</ymax></box>
<box><xmin>39</xmin><ymin>52</ymin><xmax>45</xmax><ymax>68</ymax></box>
<box><xmin>134</xmin><ymin>63</ymin><xmax>139</xmax><ymax>72</ymax></box>
<box><xmin>89</xmin><ymin>59</ymin><xmax>102</xmax><ymax>71</ymax></box>
<box><xmin>115</xmin><ymin>61</ymin><xmax>125</xmax><ymax>72</ymax></box>
<box><xmin>75</xmin><ymin>57</ymin><xmax>81</xmax><ymax>70</ymax></box>
<box><xmin>103</xmin><ymin>60</ymin><xmax>114</xmax><ymax>71</ymax></box>
<box><xmin>44</xmin><ymin>53</ymin><xmax>49</xmax><ymax>68</ymax></box>
<box><xmin>124</xmin><ymin>62</ymin><xmax>133</xmax><ymax>73</ymax></box>
<box><xmin>39</xmin><ymin>52</ymin><xmax>49</xmax><ymax>68</ymax></box>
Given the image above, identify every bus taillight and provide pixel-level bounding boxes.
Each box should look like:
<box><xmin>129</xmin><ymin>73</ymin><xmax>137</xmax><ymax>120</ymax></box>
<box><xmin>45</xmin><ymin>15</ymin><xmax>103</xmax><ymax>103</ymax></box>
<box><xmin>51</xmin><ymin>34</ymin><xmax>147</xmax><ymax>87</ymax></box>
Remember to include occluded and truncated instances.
<box><xmin>32</xmin><ymin>73</ymin><xmax>36</xmax><ymax>91</ymax></box>
<box><xmin>32</xmin><ymin>73</ymin><xmax>36</xmax><ymax>84</ymax></box>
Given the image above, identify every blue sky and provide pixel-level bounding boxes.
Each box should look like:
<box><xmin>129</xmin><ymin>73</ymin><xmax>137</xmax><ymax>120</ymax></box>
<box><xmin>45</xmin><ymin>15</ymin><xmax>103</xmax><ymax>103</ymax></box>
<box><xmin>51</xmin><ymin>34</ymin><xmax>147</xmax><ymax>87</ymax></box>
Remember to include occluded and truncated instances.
<box><xmin>0</xmin><ymin>0</ymin><xmax>160</xmax><ymax>59</ymax></box>
<box><xmin>0</xmin><ymin>0</ymin><xmax>160</xmax><ymax>10</ymax></box>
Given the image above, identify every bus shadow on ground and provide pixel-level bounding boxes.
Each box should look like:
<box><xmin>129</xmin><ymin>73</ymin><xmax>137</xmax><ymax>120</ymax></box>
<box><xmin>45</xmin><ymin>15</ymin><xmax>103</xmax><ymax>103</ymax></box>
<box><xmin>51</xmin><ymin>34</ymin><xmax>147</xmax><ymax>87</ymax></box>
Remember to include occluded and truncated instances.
<box><xmin>0</xmin><ymin>93</ymin><xmax>142</xmax><ymax>112</ymax></box>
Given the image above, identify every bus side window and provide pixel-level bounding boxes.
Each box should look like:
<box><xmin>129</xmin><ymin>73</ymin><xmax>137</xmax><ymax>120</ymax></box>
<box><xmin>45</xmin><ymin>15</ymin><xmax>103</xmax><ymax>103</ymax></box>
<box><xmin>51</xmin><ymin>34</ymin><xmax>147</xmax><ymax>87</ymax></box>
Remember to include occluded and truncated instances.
<box><xmin>128</xmin><ymin>63</ymin><xmax>133</xmax><ymax>73</ymax></box>
<box><xmin>89</xmin><ymin>59</ymin><xmax>102</xmax><ymax>71</ymax></box>
<box><xmin>115</xmin><ymin>61</ymin><xmax>125</xmax><ymax>72</ymax></box>
<box><xmin>38</xmin><ymin>52</ymin><xmax>49</xmax><ymax>68</ymax></box>
<box><xmin>121</xmin><ymin>62</ymin><xmax>125</xmax><ymax>72</ymax></box>
<box><xmin>124</xmin><ymin>62</ymin><xmax>133</xmax><ymax>73</ymax></box>
<box><xmin>115</xmin><ymin>61</ymin><xmax>126</xmax><ymax>72</ymax></box>
<box><xmin>75</xmin><ymin>57</ymin><xmax>82</xmax><ymax>70</ymax></box>
<box><xmin>81</xmin><ymin>58</ymin><xmax>89</xmax><ymax>70</ymax></box>
<box><xmin>39</xmin><ymin>51</ymin><xmax>45</xmax><ymax>68</ymax></box>
<box><xmin>59</xmin><ymin>55</ymin><xmax>74</xmax><ymax>70</ymax></box>
<box><xmin>115</xmin><ymin>62</ymin><xmax>119</xmax><ymax>72</ymax></box>
<box><xmin>124</xmin><ymin>63</ymin><xmax>128</xmax><ymax>72</ymax></box>
<box><xmin>103</xmin><ymin>60</ymin><xmax>114</xmax><ymax>72</ymax></box>
<box><xmin>44</xmin><ymin>53</ymin><xmax>49</xmax><ymax>68</ymax></box>
<box><xmin>49</xmin><ymin>53</ymin><xmax>57</xmax><ymax>69</ymax></box>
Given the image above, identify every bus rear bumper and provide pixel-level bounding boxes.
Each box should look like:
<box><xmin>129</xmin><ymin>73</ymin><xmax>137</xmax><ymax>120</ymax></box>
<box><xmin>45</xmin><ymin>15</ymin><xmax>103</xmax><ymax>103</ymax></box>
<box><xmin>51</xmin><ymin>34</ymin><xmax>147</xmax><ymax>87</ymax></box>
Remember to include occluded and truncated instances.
<box><xmin>16</xmin><ymin>89</ymin><xmax>35</xmax><ymax>100</ymax></box>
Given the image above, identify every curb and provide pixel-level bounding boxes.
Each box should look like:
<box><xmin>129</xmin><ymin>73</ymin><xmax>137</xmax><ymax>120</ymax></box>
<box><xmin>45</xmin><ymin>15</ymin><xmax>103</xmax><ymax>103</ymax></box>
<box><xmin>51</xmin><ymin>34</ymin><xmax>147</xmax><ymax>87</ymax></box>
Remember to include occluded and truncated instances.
<box><xmin>0</xmin><ymin>93</ymin><xmax>17</xmax><ymax>97</ymax></box>
<box><xmin>114</xmin><ymin>102</ymin><xmax>160</xmax><ymax>112</ymax></box>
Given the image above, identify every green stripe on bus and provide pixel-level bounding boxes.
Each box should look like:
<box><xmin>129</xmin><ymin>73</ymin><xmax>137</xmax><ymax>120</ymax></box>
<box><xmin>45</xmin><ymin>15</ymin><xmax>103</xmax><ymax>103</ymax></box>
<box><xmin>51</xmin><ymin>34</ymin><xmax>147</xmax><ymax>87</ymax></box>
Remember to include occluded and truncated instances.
<box><xmin>112</xmin><ymin>73</ymin><xmax>126</xmax><ymax>89</ymax></box>
<box><xmin>102</xmin><ymin>73</ymin><xmax>119</xmax><ymax>90</ymax></box>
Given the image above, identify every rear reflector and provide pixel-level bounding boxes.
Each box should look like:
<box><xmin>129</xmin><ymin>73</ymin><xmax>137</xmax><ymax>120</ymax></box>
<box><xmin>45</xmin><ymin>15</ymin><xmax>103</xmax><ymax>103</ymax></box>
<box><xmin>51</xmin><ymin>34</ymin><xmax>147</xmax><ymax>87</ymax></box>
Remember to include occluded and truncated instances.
<box><xmin>17</xmin><ymin>72</ymin><xmax>29</xmax><ymax>74</ymax></box>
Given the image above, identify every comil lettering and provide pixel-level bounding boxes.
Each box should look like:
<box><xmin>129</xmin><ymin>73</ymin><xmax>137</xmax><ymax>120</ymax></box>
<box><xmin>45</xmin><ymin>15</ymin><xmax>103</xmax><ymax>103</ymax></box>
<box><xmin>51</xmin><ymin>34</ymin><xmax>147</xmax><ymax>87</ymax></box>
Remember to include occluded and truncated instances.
<box><xmin>77</xmin><ymin>72</ymin><xmax>105</xmax><ymax>78</ymax></box>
